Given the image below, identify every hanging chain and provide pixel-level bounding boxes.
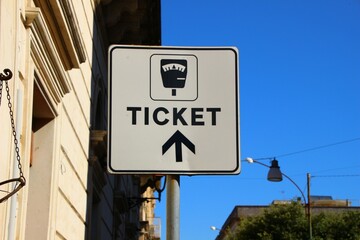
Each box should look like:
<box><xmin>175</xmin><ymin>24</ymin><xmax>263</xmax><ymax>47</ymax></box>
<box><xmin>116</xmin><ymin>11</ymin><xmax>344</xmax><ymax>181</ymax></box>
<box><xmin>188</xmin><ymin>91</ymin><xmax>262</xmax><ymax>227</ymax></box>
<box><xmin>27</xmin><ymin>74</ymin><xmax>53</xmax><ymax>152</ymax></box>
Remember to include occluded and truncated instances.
<box><xmin>0</xmin><ymin>80</ymin><xmax>3</xmax><ymax>104</ymax></box>
<box><xmin>0</xmin><ymin>69</ymin><xmax>26</xmax><ymax>203</ymax></box>
<box><xmin>0</xmin><ymin>77</ymin><xmax>3</xmax><ymax>105</ymax></box>
<box><xmin>5</xmin><ymin>80</ymin><xmax>25</xmax><ymax>182</ymax></box>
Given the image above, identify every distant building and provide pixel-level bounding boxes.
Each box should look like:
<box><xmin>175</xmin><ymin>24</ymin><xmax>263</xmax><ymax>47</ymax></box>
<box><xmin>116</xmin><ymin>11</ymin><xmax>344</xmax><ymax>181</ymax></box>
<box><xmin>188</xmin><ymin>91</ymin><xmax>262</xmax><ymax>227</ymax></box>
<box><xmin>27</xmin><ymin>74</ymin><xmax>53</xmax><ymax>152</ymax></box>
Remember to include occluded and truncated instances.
<box><xmin>215</xmin><ymin>197</ymin><xmax>360</xmax><ymax>240</ymax></box>
<box><xmin>0</xmin><ymin>0</ymin><xmax>161</xmax><ymax>239</ymax></box>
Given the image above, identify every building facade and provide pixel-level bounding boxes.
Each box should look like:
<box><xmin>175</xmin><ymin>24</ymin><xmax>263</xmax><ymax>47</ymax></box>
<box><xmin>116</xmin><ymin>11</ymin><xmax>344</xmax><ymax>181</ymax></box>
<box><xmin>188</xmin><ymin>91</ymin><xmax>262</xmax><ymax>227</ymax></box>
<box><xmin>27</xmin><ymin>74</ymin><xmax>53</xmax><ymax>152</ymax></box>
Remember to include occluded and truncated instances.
<box><xmin>0</xmin><ymin>0</ymin><xmax>160</xmax><ymax>239</ymax></box>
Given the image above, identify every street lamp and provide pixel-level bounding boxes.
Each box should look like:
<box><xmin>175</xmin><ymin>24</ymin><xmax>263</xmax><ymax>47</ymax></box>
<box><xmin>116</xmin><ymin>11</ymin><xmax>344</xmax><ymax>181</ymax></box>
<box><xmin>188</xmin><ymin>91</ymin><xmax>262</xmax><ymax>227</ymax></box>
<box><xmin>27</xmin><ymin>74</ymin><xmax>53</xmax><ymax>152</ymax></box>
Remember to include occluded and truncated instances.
<box><xmin>246</xmin><ymin>157</ymin><xmax>306</xmax><ymax>203</ymax></box>
<box><xmin>246</xmin><ymin>157</ymin><xmax>312</xmax><ymax>239</ymax></box>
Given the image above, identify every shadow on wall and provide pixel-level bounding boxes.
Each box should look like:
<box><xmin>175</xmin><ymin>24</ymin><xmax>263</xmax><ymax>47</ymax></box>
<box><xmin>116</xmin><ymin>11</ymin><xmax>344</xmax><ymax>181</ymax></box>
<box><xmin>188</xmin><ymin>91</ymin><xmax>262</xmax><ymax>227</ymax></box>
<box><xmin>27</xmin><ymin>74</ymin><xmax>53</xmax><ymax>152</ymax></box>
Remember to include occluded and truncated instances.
<box><xmin>85</xmin><ymin>1</ymin><xmax>161</xmax><ymax>239</ymax></box>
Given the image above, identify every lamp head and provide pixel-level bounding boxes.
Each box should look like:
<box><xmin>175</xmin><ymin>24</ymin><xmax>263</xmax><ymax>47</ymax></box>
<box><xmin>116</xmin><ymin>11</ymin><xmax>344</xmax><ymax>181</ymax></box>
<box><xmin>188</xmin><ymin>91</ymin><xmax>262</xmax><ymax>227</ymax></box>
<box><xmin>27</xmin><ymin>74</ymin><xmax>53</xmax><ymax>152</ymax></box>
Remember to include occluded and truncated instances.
<box><xmin>267</xmin><ymin>159</ymin><xmax>283</xmax><ymax>182</ymax></box>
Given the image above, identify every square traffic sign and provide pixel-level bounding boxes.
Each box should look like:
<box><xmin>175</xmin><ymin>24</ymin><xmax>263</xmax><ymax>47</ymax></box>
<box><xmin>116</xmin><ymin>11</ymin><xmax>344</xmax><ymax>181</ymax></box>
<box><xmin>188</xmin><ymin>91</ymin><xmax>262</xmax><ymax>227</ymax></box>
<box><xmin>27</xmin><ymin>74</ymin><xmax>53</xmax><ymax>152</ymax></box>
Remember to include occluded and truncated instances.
<box><xmin>108</xmin><ymin>45</ymin><xmax>240</xmax><ymax>175</ymax></box>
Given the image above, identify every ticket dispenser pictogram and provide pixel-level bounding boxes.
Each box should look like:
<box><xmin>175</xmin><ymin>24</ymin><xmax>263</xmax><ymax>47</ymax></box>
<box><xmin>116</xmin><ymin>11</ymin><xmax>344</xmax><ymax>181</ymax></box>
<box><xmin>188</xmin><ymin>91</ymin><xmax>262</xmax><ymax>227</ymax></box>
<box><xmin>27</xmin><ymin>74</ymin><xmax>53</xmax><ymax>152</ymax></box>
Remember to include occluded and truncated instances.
<box><xmin>160</xmin><ymin>59</ymin><xmax>187</xmax><ymax>96</ymax></box>
<box><xmin>150</xmin><ymin>54</ymin><xmax>198</xmax><ymax>101</ymax></box>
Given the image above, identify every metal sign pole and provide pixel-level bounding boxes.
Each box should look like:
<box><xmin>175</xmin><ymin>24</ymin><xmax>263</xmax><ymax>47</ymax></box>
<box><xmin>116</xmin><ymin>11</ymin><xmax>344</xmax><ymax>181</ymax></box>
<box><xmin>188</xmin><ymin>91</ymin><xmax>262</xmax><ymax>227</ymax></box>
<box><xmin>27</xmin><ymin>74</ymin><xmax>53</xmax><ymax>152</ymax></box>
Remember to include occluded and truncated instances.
<box><xmin>166</xmin><ymin>174</ymin><xmax>180</xmax><ymax>240</ymax></box>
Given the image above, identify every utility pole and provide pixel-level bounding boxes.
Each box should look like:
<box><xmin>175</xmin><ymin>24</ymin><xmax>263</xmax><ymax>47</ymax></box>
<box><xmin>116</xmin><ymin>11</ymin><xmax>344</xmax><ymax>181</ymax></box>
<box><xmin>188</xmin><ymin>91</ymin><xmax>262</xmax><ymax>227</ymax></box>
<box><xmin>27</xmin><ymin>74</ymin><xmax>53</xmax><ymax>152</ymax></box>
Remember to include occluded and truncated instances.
<box><xmin>307</xmin><ymin>173</ymin><xmax>312</xmax><ymax>240</ymax></box>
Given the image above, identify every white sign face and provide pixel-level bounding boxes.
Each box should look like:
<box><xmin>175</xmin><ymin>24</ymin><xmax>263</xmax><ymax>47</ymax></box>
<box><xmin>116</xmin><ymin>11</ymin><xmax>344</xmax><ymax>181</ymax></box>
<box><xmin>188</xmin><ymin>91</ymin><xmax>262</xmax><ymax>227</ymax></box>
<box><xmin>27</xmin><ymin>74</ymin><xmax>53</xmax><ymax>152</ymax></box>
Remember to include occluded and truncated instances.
<box><xmin>108</xmin><ymin>45</ymin><xmax>240</xmax><ymax>175</ymax></box>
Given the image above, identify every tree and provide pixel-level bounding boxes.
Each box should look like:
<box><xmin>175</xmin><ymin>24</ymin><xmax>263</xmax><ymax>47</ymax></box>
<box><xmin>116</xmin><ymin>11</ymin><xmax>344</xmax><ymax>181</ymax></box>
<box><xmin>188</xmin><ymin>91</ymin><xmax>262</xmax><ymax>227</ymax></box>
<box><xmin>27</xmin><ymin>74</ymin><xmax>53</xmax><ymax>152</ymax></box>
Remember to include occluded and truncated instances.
<box><xmin>312</xmin><ymin>210</ymin><xmax>360</xmax><ymax>240</ymax></box>
<box><xmin>224</xmin><ymin>202</ymin><xmax>360</xmax><ymax>240</ymax></box>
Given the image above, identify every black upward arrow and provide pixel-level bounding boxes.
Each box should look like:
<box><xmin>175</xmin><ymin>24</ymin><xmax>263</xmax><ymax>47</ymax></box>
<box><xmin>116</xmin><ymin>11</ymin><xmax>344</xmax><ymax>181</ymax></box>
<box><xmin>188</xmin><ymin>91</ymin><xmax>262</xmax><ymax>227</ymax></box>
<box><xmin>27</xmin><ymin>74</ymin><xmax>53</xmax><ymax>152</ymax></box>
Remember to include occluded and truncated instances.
<box><xmin>162</xmin><ymin>130</ymin><xmax>196</xmax><ymax>162</ymax></box>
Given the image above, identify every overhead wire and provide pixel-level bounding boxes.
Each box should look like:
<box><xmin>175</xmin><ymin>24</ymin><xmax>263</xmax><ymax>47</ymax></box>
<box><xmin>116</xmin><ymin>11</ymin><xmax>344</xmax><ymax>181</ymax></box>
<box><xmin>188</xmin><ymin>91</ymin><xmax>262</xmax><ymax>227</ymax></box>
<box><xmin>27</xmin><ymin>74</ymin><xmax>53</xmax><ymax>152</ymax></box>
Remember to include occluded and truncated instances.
<box><xmin>312</xmin><ymin>174</ymin><xmax>360</xmax><ymax>178</ymax></box>
<box><xmin>275</xmin><ymin>137</ymin><xmax>360</xmax><ymax>158</ymax></box>
<box><xmin>245</xmin><ymin>137</ymin><xmax>360</xmax><ymax>162</ymax></box>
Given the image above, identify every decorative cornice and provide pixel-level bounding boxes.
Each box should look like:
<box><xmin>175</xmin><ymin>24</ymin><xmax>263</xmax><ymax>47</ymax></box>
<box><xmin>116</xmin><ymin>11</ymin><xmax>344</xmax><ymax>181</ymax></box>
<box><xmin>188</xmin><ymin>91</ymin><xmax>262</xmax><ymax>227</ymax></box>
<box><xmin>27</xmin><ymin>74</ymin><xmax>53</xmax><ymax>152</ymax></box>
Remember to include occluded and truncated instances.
<box><xmin>90</xmin><ymin>130</ymin><xmax>107</xmax><ymax>168</ymax></box>
<box><xmin>90</xmin><ymin>130</ymin><xmax>107</xmax><ymax>157</ymax></box>
<box><xmin>31</xmin><ymin>0</ymin><xmax>86</xmax><ymax>70</ymax></box>
<box><xmin>26</xmin><ymin>7</ymin><xmax>71</xmax><ymax>103</ymax></box>
<box><xmin>24</xmin><ymin>7</ymin><xmax>40</xmax><ymax>28</ymax></box>
<box><xmin>58</xmin><ymin>0</ymin><xmax>86</xmax><ymax>64</ymax></box>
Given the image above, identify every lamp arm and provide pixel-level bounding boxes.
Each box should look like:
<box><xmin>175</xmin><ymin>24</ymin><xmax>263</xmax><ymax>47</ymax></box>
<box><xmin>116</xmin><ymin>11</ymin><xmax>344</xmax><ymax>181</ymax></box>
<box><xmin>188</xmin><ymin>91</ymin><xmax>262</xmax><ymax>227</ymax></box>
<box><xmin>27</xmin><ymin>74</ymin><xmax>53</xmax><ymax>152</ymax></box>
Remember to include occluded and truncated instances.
<box><xmin>251</xmin><ymin>159</ymin><xmax>271</xmax><ymax>168</ymax></box>
<box><xmin>250</xmin><ymin>159</ymin><xmax>306</xmax><ymax>204</ymax></box>
<box><xmin>280</xmin><ymin>172</ymin><xmax>307</xmax><ymax>204</ymax></box>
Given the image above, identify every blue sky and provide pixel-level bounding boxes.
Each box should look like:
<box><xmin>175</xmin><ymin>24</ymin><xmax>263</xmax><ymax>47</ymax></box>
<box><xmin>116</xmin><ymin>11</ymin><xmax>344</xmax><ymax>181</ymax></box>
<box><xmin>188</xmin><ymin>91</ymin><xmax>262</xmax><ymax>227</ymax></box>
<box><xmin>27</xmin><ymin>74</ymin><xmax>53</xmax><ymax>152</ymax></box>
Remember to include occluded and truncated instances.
<box><xmin>157</xmin><ymin>1</ymin><xmax>360</xmax><ymax>239</ymax></box>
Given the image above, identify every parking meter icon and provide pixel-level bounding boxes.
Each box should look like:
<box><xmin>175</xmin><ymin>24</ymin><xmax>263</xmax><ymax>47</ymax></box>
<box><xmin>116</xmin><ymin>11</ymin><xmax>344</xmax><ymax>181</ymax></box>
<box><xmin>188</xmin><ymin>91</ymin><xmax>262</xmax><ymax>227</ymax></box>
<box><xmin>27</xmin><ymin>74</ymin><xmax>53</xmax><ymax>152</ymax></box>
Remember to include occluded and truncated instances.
<box><xmin>150</xmin><ymin>54</ymin><xmax>197</xmax><ymax>101</ymax></box>
<box><xmin>161</xmin><ymin>59</ymin><xmax>187</xmax><ymax>96</ymax></box>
